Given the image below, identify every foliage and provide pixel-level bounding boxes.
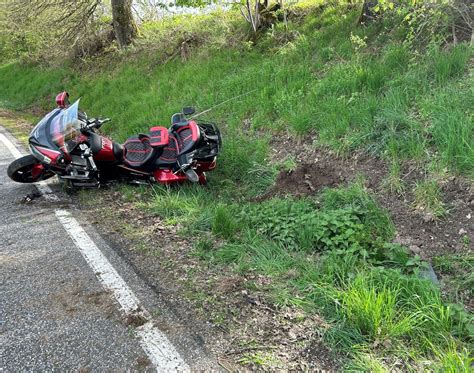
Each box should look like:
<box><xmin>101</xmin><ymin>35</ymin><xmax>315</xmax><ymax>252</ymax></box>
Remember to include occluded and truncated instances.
<box><xmin>242</xmin><ymin>199</ymin><xmax>370</xmax><ymax>253</ymax></box>
<box><xmin>320</xmin><ymin>180</ymin><xmax>395</xmax><ymax>241</ymax></box>
<box><xmin>432</xmin><ymin>254</ymin><xmax>474</xmax><ymax>306</ymax></box>
<box><xmin>212</xmin><ymin>204</ymin><xmax>238</xmax><ymax>239</ymax></box>
<box><xmin>0</xmin><ymin>1</ymin><xmax>114</xmax><ymax>63</ymax></box>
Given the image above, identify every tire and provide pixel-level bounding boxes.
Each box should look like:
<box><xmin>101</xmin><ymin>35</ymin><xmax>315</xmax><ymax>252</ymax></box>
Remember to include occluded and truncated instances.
<box><xmin>7</xmin><ymin>155</ymin><xmax>54</xmax><ymax>183</ymax></box>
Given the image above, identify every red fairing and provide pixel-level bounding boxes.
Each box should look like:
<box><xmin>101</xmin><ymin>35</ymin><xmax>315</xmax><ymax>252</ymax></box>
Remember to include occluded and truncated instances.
<box><xmin>153</xmin><ymin>169</ymin><xmax>207</xmax><ymax>185</ymax></box>
<box><xmin>196</xmin><ymin>158</ymin><xmax>216</xmax><ymax>172</ymax></box>
<box><xmin>56</xmin><ymin>91</ymin><xmax>69</xmax><ymax>108</ymax></box>
<box><xmin>95</xmin><ymin>137</ymin><xmax>116</xmax><ymax>162</ymax></box>
<box><xmin>35</xmin><ymin>145</ymin><xmax>61</xmax><ymax>164</ymax></box>
<box><xmin>153</xmin><ymin>169</ymin><xmax>188</xmax><ymax>184</ymax></box>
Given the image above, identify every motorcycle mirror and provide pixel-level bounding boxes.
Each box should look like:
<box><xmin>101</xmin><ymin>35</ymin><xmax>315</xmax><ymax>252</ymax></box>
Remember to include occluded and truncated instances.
<box><xmin>182</xmin><ymin>107</ymin><xmax>195</xmax><ymax>116</ymax></box>
<box><xmin>56</xmin><ymin>91</ymin><xmax>70</xmax><ymax>108</ymax></box>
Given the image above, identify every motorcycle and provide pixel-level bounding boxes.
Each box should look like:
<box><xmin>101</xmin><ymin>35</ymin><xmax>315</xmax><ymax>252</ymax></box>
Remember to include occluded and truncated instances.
<box><xmin>7</xmin><ymin>92</ymin><xmax>221</xmax><ymax>188</ymax></box>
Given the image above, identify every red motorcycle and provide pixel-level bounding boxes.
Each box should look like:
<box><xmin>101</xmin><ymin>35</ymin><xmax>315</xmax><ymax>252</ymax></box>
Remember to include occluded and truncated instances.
<box><xmin>7</xmin><ymin>92</ymin><xmax>221</xmax><ymax>188</ymax></box>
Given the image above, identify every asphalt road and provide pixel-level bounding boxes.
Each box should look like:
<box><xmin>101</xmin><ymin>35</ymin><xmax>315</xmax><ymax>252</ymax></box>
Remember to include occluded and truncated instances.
<box><xmin>0</xmin><ymin>127</ymin><xmax>217</xmax><ymax>371</ymax></box>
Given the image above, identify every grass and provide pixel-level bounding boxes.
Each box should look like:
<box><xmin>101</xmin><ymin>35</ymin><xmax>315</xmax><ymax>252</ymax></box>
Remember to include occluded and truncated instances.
<box><xmin>1</xmin><ymin>2</ymin><xmax>473</xmax><ymax>370</ymax></box>
<box><xmin>0</xmin><ymin>110</ymin><xmax>37</xmax><ymax>146</ymax></box>
<box><xmin>433</xmin><ymin>254</ymin><xmax>474</xmax><ymax>307</ymax></box>
<box><xmin>413</xmin><ymin>180</ymin><xmax>446</xmax><ymax>218</ymax></box>
<box><xmin>382</xmin><ymin>160</ymin><xmax>406</xmax><ymax>195</ymax></box>
<box><xmin>134</xmin><ymin>179</ymin><xmax>472</xmax><ymax>369</ymax></box>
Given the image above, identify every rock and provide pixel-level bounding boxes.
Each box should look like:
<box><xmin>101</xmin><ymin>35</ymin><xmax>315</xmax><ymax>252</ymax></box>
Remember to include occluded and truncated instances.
<box><xmin>409</xmin><ymin>245</ymin><xmax>421</xmax><ymax>255</ymax></box>
<box><xmin>423</xmin><ymin>213</ymin><xmax>435</xmax><ymax>223</ymax></box>
<box><xmin>458</xmin><ymin>228</ymin><xmax>467</xmax><ymax>235</ymax></box>
<box><xmin>466</xmin><ymin>213</ymin><xmax>472</xmax><ymax>220</ymax></box>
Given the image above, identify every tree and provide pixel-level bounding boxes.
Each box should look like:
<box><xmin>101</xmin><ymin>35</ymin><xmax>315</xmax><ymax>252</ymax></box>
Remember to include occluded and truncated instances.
<box><xmin>359</xmin><ymin>1</ymin><xmax>379</xmax><ymax>25</ymax></box>
<box><xmin>111</xmin><ymin>0</ymin><xmax>138</xmax><ymax>48</ymax></box>
<box><xmin>2</xmin><ymin>0</ymin><xmax>138</xmax><ymax>59</ymax></box>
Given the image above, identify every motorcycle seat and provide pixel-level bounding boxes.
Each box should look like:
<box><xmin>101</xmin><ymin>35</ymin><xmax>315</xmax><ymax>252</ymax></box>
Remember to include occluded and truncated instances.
<box><xmin>158</xmin><ymin>121</ymin><xmax>200</xmax><ymax>164</ymax></box>
<box><xmin>149</xmin><ymin>126</ymin><xmax>169</xmax><ymax>148</ymax></box>
<box><xmin>123</xmin><ymin>135</ymin><xmax>154</xmax><ymax>167</ymax></box>
<box><xmin>173</xmin><ymin>121</ymin><xmax>200</xmax><ymax>154</ymax></box>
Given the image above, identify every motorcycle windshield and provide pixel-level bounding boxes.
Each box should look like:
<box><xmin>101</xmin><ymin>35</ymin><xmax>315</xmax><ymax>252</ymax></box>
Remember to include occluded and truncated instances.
<box><xmin>49</xmin><ymin>99</ymin><xmax>82</xmax><ymax>153</ymax></box>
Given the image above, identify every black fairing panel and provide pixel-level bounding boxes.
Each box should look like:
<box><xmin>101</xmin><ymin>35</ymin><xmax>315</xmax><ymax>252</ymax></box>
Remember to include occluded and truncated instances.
<box><xmin>89</xmin><ymin>132</ymin><xmax>102</xmax><ymax>154</ymax></box>
<box><xmin>113</xmin><ymin>143</ymin><xmax>124</xmax><ymax>162</ymax></box>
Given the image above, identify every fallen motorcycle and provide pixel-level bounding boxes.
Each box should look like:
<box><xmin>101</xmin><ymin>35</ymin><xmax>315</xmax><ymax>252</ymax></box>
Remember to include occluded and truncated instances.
<box><xmin>7</xmin><ymin>92</ymin><xmax>221</xmax><ymax>187</ymax></box>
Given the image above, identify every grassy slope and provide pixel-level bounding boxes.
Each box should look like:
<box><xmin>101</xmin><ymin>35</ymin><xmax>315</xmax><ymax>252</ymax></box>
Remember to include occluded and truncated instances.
<box><xmin>0</xmin><ymin>4</ymin><xmax>472</xmax><ymax>370</ymax></box>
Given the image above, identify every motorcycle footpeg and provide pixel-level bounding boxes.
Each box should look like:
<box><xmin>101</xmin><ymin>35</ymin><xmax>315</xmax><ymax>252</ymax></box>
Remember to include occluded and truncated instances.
<box><xmin>184</xmin><ymin>168</ymin><xmax>199</xmax><ymax>183</ymax></box>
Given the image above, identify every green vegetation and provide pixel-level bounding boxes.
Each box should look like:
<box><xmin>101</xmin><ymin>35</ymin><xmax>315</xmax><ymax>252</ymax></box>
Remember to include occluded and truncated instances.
<box><xmin>433</xmin><ymin>254</ymin><xmax>474</xmax><ymax>306</ymax></box>
<box><xmin>136</xmin><ymin>178</ymin><xmax>472</xmax><ymax>370</ymax></box>
<box><xmin>413</xmin><ymin>179</ymin><xmax>446</xmax><ymax>218</ymax></box>
<box><xmin>1</xmin><ymin>1</ymin><xmax>472</xmax><ymax>370</ymax></box>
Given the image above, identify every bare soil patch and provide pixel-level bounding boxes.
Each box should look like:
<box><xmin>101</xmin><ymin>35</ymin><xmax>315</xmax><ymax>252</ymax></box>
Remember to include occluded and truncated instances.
<box><xmin>264</xmin><ymin>163</ymin><xmax>343</xmax><ymax>198</ymax></box>
<box><xmin>52</xmin><ymin>283</ymin><xmax>118</xmax><ymax>320</ymax></box>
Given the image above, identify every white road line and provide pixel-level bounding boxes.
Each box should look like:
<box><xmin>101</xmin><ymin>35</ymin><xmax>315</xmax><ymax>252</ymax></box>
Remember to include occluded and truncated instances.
<box><xmin>0</xmin><ymin>132</ymin><xmax>59</xmax><ymax>201</ymax></box>
<box><xmin>1</xmin><ymin>129</ymin><xmax>190</xmax><ymax>371</ymax></box>
<box><xmin>55</xmin><ymin>210</ymin><xmax>190</xmax><ymax>372</ymax></box>
<box><xmin>0</xmin><ymin>133</ymin><xmax>22</xmax><ymax>158</ymax></box>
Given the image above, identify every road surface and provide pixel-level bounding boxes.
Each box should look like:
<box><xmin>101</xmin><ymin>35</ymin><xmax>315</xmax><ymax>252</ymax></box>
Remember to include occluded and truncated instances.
<box><xmin>0</xmin><ymin>126</ymin><xmax>218</xmax><ymax>371</ymax></box>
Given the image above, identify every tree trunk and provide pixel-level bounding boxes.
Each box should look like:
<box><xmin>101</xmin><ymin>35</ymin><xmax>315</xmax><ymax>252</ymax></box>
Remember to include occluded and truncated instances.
<box><xmin>359</xmin><ymin>1</ymin><xmax>378</xmax><ymax>25</ymax></box>
<box><xmin>111</xmin><ymin>0</ymin><xmax>137</xmax><ymax>48</ymax></box>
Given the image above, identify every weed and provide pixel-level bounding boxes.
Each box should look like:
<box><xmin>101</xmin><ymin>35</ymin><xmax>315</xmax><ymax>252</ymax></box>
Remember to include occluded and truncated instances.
<box><xmin>413</xmin><ymin>180</ymin><xmax>446</xmax><ymax>217</ymax></box>
<box><xmin>340</xmin><ymin>274</ymin><xmax>419</xmax><ymax>341</ymax></box>
<box><xmin>280</xmin><ymin>156</ymin><xmax>298</xmax><ymax>173</ymax></box>
<box><xmin>321</xmin><ymin>181</ymin><xmax>395</xmax><ymax>241</ymax></box>
<box><xmin>212</xmin><ymin>204</ymin><xmax>238</xmax><ymax>239</ymax></box>
<box><xmin>345</xmin><ymin>353</ymin><xmax>388</xmax><ymax>373</ymax></box>
<box><xmin>430</xmin><ymin>338</ymin><xmax>473</xmax><ymax>372</ymax></box>
<box><xmin>246</xmin><ymin>162</ymin><xmax>278</xmax><ymax>197</ymax></box>
<box><xmin>242</xmin><ymin>197</ymin><xmax>377</xmax><ymax>254</ymax></box>
<box><xmin>430</xmin><ymin>44</ymin><xmax>471</xmax><ymax>85</ymax></box>
<box><xmin>237</xmin><ymin>351</ymin><xmax>278</xmax><ymax>367</ymax></box>
<box><xmin>432</xmin><ymin>254</ymin><xmax>474</xmax><ymax>306</ymax></box>
<box><xmin>191</xmin><ymin>237</ymin><xmax>215</xmax><ymax>260</ymax></box>
<box><xmin>382</xmin><ymin>161</ymin><xmax>406</xmax><ymax>195</ymax></box>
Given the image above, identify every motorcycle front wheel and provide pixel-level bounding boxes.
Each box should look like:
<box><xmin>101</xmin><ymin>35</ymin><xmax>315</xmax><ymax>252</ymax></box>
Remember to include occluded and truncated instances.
<box><xmin>7</xmin><ymin>155</ymin><xmax>55</xmax><ymax>183</ymax></box>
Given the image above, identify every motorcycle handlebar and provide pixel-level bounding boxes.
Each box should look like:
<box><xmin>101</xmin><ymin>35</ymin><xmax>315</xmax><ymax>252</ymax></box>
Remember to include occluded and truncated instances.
<box><xmin>83</xmin><ymin>118</ymin><xmax>111</xmax><ymax>132</ymax></box>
